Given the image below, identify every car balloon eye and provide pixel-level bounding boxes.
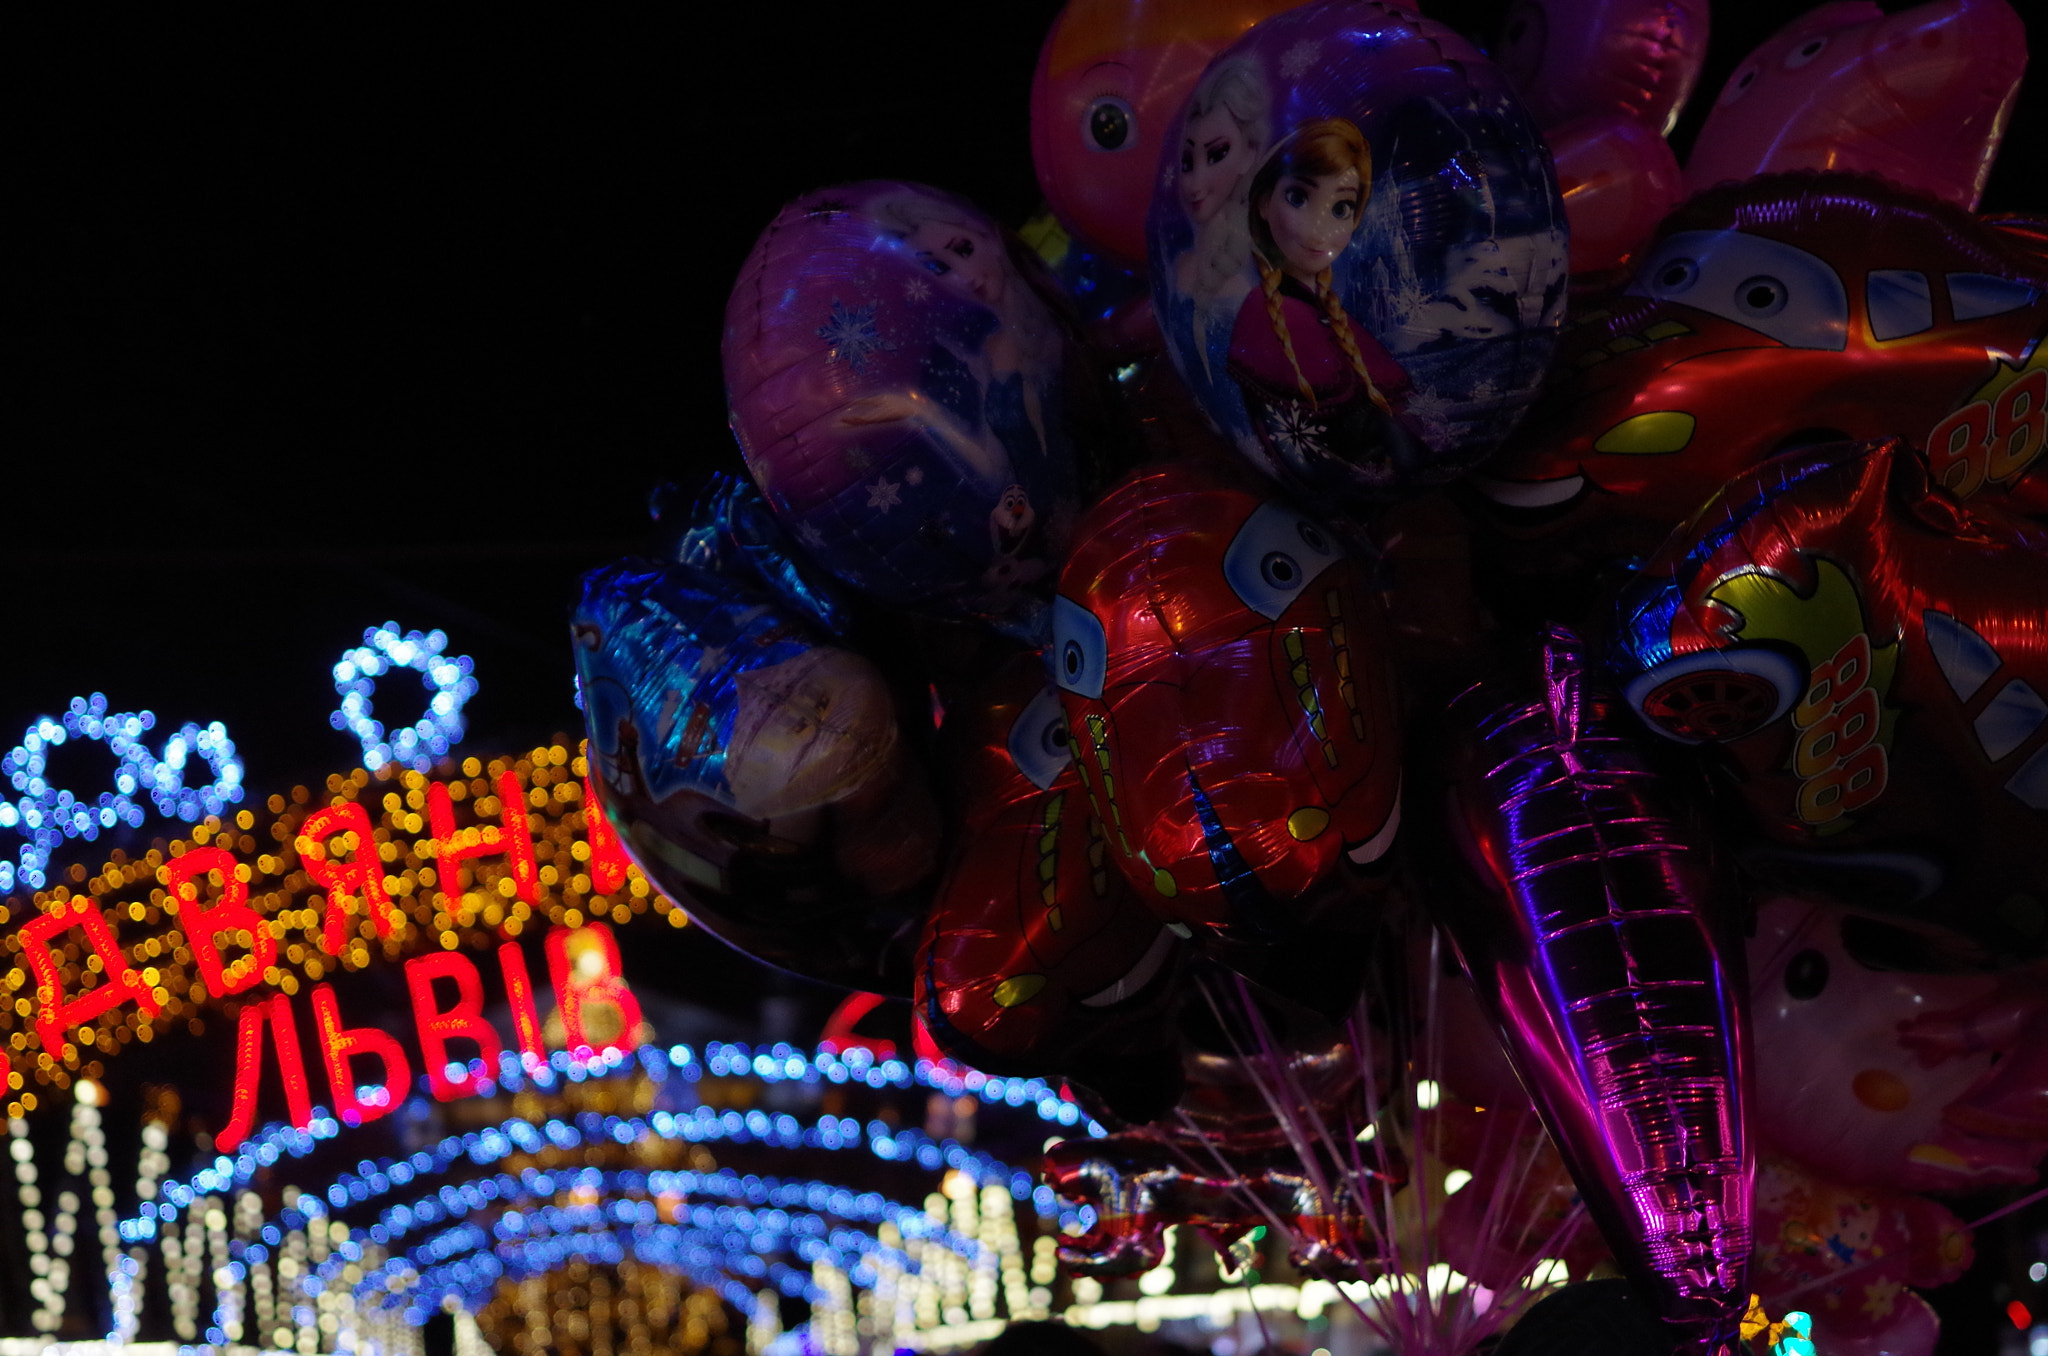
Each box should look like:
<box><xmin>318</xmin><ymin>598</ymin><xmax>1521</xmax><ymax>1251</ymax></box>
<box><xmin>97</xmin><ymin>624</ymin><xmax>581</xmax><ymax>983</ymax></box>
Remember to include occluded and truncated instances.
<box><xmin>1006</xmin><ymin>686</ymin><xmax>1073</xmax><ymax>791</ymax></box>
<box><xmin>1051</xmin><ymin>595</ymin><xmax>1108</xmax><ymax>700</ymax></box>
<box><xmin>1085</xmin><ymin>97</ymin><xmax>1135</xmax><ymax>152</ymax></box>
<box><xmin>1735</xmin><ymin>275</ymin><xmax>1788</xmax><ymax>318</ymax></box>
<box><xmin>1648</xmin><ymin>256</ymin><xmax>1700</xmax><ymax>295</ymax></box>
<box><xmin>1628</xmin><ymin>230</ymin><xmax>1847</xmax><ymax>351</ymax></box>
<box><xmin>1222</xmin><ymin>502</ymin><xmax>1343</xmax><ymax>620</ymax></box>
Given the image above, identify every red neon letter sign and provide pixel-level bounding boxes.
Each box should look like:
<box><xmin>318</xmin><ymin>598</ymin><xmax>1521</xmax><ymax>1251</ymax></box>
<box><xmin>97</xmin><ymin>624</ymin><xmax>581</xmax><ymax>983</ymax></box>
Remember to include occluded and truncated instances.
<box><xmin>497</xmin><ymin>942</ymin><xmax>546</xmax><ymax>1069</ymax></box>
<box><xmin>22</xmin><ymin>900</ymin><xmax>160</xmax><ymax>1055</ymax></box>
<box><xmin>545</xmin><ymin>922</ymin><xmax>643</xmax><ymax>1058</ymax></box>
<box><xmin>299</xmin><ymin>802</ymin><xmax>399</xmax><ymax>955</ymax></box>
<box><xmin>161</xmin><ymin>846</ymin><xmax>274</xmax><ymax>996</ymax></box>
<box><xmin>218</xmin><ymin>994</ymin><xmax>313</xmax><ymax>1152</ymax></box>
<box><xmin>310</xmin><ymin>984</ymin><xmax>412</xmax><ymax>1126</ymax></box>
<box><xmin>428</xmin><ymin>772</ymin><xmax>538</xmax><ymax>909</ymax></box>
<box><xmin>404</xmin><ymin>953</ymin><xmax>504</xmax><ymax>1100</ymax></box>
<box><xmin>582</xmin><ymin>770</ymin><xmax>631</xmax><ymax>895</ymax></box>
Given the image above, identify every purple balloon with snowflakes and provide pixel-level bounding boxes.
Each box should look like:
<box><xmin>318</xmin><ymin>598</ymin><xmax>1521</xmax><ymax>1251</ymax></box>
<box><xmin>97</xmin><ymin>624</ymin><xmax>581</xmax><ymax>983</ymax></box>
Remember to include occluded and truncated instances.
<box><xmin>724</xmin><ymin>182</ymin><xmax>1086</xmax><ymax>640</ymax></box>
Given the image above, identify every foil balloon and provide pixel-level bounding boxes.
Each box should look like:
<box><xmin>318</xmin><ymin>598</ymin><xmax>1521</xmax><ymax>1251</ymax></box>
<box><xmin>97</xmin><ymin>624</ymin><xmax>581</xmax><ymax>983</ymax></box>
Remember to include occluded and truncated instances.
<box><xmin>1685</xmin><ymin>0</ymin><xmax>2027</xmax><ymax>212</ymax></box>
<box><xmin>1492</xmin><ymin>0</ymin><xmax>1710</xmax><ymax>137</ymax></box>
<box><xmin>1045</xmin><ymin>998</ymin><xmax>1395</xmax><ymax>1277</ymax></box>
<box><xmin>1751</xmin><ymin>1154</ymin><xmax>1970</xmax><ymax>1356</ymax></box>
<box><xmin>1610</xmin><ymin>439</ymin><xmax>2048</xmax><ymax>958</ymax></box>
<box><xmin>1029</xmin><ymin>0</ymin><xmax>1304</xmax><ymax>269</ymax></box>
<box><xmin>1746</xmin><ymin>893</ymin><xmax>2048</xmax><ymax>1196</ymax></box>
<box><xmin>1148</xmin><ymin>1</ymin><xmax>1567</xmax><ymax>508</ymax></box>
<box><xmin>1440</xmin><ymin>628</ymin><xmax>1751</xmax><ymax>1355</ymax></box>
<box><xmin>1471</xmin><ymin>174</ymin><xmax>2048</xmax><ymax>572</ymax></box>
<box><xmin>574</xmin><ymin>557</ymin><xmax>939</xmax><ymax>995</ymax></box>
<box><xmin>1544</xmin><ymin>114</ymin><xmax>1684</xmax><ymax>278</ymax></box>
<box><xmin>915</xmin><ymin>656</ymin><xmax>1186</xmax><ymax>1118</ymax></box>
<box><xmin>724</xmin><ymin>182</ymin><xmax>1088</xmax><ymax>641</ymax></box>
<box><xmin>1050</xmin><ymin>462</ymin><xmax>1402</xmax><ymax>947</ymax></box>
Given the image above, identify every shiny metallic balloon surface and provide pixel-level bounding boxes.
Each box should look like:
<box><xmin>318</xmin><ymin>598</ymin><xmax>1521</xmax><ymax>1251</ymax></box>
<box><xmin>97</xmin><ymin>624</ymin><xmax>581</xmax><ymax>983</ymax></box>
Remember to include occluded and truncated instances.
<box><xmin>1051</xmin><ymin>461</ymin><xmax>1403</xmax><ymax>937</ymax></box>
<box><xmin>1610</xmin><ymin>438</ymin><xmax>2048</xmax><ymax>959</ymax></box>
<box><xmin>1442</xmin><ymin>629</ymin><xmax>1751</xmax><ymax>1354</ymax></box>
<box><xmin>1472</xmin><ymin>173</ymin><xmax>2048</xmax><ymax>573</ymax></box>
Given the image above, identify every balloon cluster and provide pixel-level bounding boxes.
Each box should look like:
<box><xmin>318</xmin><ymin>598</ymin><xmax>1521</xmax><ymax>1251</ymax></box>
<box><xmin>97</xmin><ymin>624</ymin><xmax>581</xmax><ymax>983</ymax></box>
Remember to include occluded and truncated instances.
<box><xmin>576</xmin><ymin>2</ymin><xmax>2040</xmax><ymax>1353</ymax></box>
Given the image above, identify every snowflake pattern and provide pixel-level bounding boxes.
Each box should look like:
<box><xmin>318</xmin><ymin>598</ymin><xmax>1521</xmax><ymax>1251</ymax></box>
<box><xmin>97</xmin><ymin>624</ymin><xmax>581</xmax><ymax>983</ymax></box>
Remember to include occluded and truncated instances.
<box><xmin>866</xmin><ymin>476</ymin><xmax>903</xmax><ymax>512</ymax></box>
<box><xmin>1280</xmin><ymin>39</ymin><xmax>1322</xmax><ymax>83</ymax></box>
<box><xmin>1266</xmin><ymin>402</ymin><xmax>1328</xmax><ymax>460</ymax></box>
<box><xmin>904</xmin><ymin>466</ymin><xmax>925</xmax><ymax>486</ymax></box>
<box><xmin>902</xmin><ymin>276</ymin><xmax>932</xmax><ymax>303</ymax></box>
<box><xmin>797</xmin><ymin>522</ymin><xmax>828</xmax><ymax>549</ymax></box>
<box><xmin>845</xmin><ymin>447</ymin><xmax>874</xmax><ymax>473</ymax></box>
<box><xmin>816</xmin><ymin>299</ymin><xmax>896</xmax><ymax>375</ymax></box>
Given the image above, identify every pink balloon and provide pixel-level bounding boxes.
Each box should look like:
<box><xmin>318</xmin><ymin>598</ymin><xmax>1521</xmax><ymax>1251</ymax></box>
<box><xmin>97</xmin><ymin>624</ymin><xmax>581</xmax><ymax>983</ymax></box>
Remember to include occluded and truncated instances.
<box><xmin>1685</xmin><ymin>0</ymin><xmax>2028</xmax><ymax>211</ymax></box>
<box><xmin>1747</xmin><ymin>894</ymin><xmax>2048</xmax><ymax>1194</ymax></box>
<box><xmin>1028</xmin><ymin>0</ymin><xmax>1300</xmax><ymax>268</ymax></box>
<box><xmin>1546</xmin><ymin>113</ymin><xmax>1685</xmax><ymax>275</ymax></box>
<box><xmin>1751</xmin><ymin>1154</ymin><xmax>1968</xmax><ymax>1356</ymax></box>
<box><xmin>1494</xmin><ymin>0</ymin><xmax>1711</xmax><ymax>136</ymax></box>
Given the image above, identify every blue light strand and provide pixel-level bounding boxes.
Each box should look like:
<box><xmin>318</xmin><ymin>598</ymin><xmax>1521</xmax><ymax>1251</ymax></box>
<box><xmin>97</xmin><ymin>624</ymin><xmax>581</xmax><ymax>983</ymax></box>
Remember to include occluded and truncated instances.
<box><xmin>330</xmin><ymin>623</ymin><xmax>477</xmax><ymax>773</ymax></box>
<box><xmin>1</xmin><ymin>694</ymin><xmax>244</xmax><ymax>892</ymax></box>
<box><xmin>114</xmin><ymin>1038</ymin><xmax>1095</xmax><ymax>1340</ymax></box>
<box><xmin>120</xmin><ymin>1040</ymin><xmax>1096</xmax><ymax>1246</ymax></box>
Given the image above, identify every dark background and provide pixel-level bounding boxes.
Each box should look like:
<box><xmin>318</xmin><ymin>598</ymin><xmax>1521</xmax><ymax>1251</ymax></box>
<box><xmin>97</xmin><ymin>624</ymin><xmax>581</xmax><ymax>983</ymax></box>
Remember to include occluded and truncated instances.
<box><xmin>9</xmin><ymin>4</ymin><xmax>2048</xmax><ymax>1349</ymax></box>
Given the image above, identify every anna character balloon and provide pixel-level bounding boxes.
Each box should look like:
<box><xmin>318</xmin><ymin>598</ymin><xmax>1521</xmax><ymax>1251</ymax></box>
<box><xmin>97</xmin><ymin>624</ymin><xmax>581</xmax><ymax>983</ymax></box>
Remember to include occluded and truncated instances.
<box><xmin>1226</xmin><ymin>118</ymin><xmax>1416</xmax><ymax>491</ymax></box>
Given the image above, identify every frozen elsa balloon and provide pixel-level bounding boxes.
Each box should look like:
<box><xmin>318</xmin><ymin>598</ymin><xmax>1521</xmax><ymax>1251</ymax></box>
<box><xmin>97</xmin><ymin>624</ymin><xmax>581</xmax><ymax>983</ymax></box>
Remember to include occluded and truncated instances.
<box><xmin>1173</xmin><ymin>59</ymin><xmax>1267</xmax><ymax>309</ymax></box>
<box><xmin>1227</xmin><ymin>118</ymin><xmax>1412</xmax><ymax>482</ymax></box>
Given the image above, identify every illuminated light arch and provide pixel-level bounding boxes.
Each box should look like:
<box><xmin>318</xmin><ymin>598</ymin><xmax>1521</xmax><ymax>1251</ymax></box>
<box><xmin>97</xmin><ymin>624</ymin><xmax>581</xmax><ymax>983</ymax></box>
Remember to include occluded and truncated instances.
<box><xmin>330</xmin><ymin>624</ymin><xmax>479</xmax><ymax>773</ymax></box>
<box><xmin>110</xmin><ymin>1041</ymin><xmax>1092</xmax><ymax>1348</ymax></box>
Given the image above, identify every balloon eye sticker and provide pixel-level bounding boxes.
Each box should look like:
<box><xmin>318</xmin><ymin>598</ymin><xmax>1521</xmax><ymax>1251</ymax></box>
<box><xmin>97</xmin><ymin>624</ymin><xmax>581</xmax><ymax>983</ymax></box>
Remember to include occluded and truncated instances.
<box><xmin>1006</xmin><ymin>686</ymin><xmax>1074</xmax><ymax>791</ymax></box>
<box><xmin>1221</xmin><ymin>502</ymin><xmax>1341</xmax><ymax>619</ymax></box>
<box><xmin>1050</xmin><ymin>596</ymin><xmax>1108</xmax><ymax>700</ymax></box>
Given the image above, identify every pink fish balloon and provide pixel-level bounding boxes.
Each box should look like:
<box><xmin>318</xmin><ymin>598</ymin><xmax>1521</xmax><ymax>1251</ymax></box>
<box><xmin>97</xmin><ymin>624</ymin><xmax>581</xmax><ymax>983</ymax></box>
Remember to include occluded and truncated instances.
<box><xmin>1685</xmin><ymin>0</ymin><xmax>2028</xmax><ymax>212</ymax></box>
<box><xmin>1494</xmin><ymin>0</ymin><xmax>1711</xmax><ymax>136</ymax></box>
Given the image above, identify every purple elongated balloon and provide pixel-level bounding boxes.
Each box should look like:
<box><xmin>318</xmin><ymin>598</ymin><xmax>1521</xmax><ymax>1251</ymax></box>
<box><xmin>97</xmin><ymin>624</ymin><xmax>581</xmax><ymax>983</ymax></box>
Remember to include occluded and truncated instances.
<box><xmin>1440</xmin><ymin>629</ymin><xmax>1751</xmax><ymax>1356</ymax></box>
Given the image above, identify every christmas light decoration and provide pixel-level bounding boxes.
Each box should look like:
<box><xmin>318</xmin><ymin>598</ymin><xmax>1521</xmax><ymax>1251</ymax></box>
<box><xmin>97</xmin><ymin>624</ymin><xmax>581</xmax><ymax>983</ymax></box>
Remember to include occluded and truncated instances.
<box><xmin>330</xmin><ymin>623</ymin><xmax>477</xmax><ymax>773</ymax></box>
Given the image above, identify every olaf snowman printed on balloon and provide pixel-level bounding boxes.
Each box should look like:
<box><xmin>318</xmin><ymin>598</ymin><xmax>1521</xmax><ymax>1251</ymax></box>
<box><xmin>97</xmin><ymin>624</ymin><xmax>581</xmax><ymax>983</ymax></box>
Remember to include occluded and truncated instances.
<box><xmin>1148</xmin><ymin>2</ymin><xmax>1568</xmax><ymax>511</ymax></box>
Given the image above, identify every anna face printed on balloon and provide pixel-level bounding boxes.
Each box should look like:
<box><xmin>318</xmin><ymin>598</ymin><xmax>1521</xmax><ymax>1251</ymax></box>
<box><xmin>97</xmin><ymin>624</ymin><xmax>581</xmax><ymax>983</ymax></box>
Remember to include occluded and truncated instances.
<box><xmin>1252</xmin><ymin>134</ymin><xmax>1366</xmax><ymax>282</ymax></box>
<box><xmin>1223</xmin><ymin>120</ymin><xmax>1414</xmax><ymax>485</ymax></box>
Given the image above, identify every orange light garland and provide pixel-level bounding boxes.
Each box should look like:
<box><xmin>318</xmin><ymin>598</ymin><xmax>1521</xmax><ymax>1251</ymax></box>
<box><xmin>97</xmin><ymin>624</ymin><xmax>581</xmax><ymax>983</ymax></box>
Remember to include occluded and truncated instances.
<box><xmin>0</xmin><ymin>740</ymin><xmax>680</xmax><ymax>1114</ymax></box>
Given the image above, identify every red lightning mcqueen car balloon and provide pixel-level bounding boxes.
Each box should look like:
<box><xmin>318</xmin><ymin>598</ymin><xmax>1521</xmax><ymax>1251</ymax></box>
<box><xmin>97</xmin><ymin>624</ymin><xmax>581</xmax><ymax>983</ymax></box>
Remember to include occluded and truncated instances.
<box><xmin>1473</xmin><ymin>174</ymin><xmax>2048</xmax><ymax>574</ymax></box>
<box><xmin>916</xmin><ymin>656</ymin><xmax>1184</xmax><ymax>1108</ymax></box>
<box><xmin>1050</xmin><ymin>463</ymin><xmax>1401</xmax><ymax>941</ymax></box>
<box><xmin>1609</xmin><ymin>438</ymin><xmax>2048</xmax><ymax>960</ymax></box>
